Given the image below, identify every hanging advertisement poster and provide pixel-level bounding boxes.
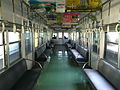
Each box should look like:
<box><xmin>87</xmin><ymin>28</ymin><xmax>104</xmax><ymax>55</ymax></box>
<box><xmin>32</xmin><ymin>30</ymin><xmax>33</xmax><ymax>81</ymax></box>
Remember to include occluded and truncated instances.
<box><xmin>62</xmin><ymin>14</ymin><xmax>79</xmax><ymax>25</ymax></box>
<box><xmin>47</xmin><ymin>14</ymin><xmax>57</xmax><ymax>24</ymax></box>
<box><xmin>66</xmin><ymin>0</ymin><xmax>80</xmax><ymax>9</ymax></box>
<box><xmin>89</xmin><ymin>0</ymin><xmax>102</xmax><ymax>8</ymax></box>
<box><xmin>30</xmin><ymin>0</ymin><xmax>55</xmax><ymax>3</ymax></box>
<box><xmin>56</xmin><ymin>0</ymin><xmax>65</xmax><ymax>13</ymax></box>
<box><xmin>29</xmin><ymin>0</ymin><xmax>56</xmax><ymax>13</ymax></box>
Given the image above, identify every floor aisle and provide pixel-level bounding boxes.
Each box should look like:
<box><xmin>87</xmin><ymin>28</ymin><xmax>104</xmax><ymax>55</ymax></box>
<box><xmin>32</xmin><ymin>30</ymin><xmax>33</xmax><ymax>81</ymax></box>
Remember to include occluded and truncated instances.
<box><xmin>34</xmin><ymin>45</ymin><xmax>92</xmax><ymax>90</ymax></box>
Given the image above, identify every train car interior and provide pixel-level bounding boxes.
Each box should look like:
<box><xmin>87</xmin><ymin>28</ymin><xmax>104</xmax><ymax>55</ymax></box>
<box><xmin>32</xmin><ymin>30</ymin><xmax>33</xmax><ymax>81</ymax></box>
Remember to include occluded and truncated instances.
<box><xmin>0</xmin><ymin>0</ymin><xmax>120</xmax><ymax>90</ymax></box>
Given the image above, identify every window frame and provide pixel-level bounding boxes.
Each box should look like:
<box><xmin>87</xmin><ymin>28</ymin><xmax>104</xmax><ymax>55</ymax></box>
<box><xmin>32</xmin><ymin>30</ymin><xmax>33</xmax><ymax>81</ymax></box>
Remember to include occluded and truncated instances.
<box><xmin>64</xmin><ymin>32</ymin><xmax>69</xmax><ymax>39</ymax></box>
<box><xmin>92</xmin><ymin>31</ymin><xmax>100</xmax><ymax>54</ymax></box>
<box><xmin>25</xmin><ymin>30</ymin><xmax>33</xmax><ymax>55</ymax></box>
<box><xmin>104</xmin><ymin>32</ymin><xmax>119</xmax><ymax>67</ymax></box>
<box><xmin>0</xmin><ymin>32</ymin><xmax>5</xmax><ymax>70</ymax></box>
<box><xmin>58</xmin><ymin>32</ymin><xmax>62</xmax><ymax>39</ymax></box>
<box><xmin>8</xmin><ymin>31</ymin><xmax>22</xmax><ymax>64</ymax></box>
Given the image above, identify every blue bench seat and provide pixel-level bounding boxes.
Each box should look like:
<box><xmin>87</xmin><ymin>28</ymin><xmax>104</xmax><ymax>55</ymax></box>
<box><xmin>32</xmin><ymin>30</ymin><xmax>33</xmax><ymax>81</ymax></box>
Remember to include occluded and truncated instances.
<box><xmin>0</xmin><ymin>59</ymin><xmax>42</xmax><ymax>90</ymax></box>
<box><xmin>70</xmin><ymin>49</ymin><xmax>85</xmax><ymax>62</ymax></box>
<box><xmin>66</xmin><ymin>43</ymin><xmax>72</xmax><ymax>48</ymax></box>
<box><xmin>84</xmin><ymin>69</ymin><xmax>115</xmax><ymax>90</ymax></box>
<box><xmin>84</xmin><ymin>59</ymin><xmax>120</xmax><ymax>90</ymax></box>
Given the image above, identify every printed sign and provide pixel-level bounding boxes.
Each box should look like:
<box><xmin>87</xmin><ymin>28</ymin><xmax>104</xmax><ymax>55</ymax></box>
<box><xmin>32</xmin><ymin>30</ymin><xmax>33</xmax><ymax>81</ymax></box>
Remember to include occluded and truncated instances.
<box><xmin>62</xmin><ymin>14</ymin><xmax>79</xmax><ymax>25</ymax></box>
<box><xmin>56</xmin><ymin>0</ymin><xmax>65</xmax><ymax>13</ymax></box>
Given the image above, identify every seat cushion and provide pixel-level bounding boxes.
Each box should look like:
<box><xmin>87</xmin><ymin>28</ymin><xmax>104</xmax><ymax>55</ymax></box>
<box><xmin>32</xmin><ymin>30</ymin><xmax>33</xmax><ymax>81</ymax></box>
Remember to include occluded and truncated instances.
<box><xmin>35</xmin><ymin>44</ymin><xmax>46</xmax><ymax>59</ymax></box>
<box><xmin>70</xmin><ymin>49</ymin><xmax>85</xmax><ymax>62</ymax></box>
<box><xmin>11</xmin><ymin>68</ymin><xmax>41</xmax><ymax>90</ymax></box>
<box><xmin>66</xmin><ymin>43</ymin><xmax>72</xmax><ymax>48</ymax></box>
<box><xmin>70</xmin><ymin>49</ymin><xmax>80</xmax><ymax>58</ymax></box>
<box><xmin>76</xmin><ymin>45</ymin><xmax>88</xmax><ymax>61</ymax></box>
<box><xmin>84</xmin><ymin>69</ymin><xmax>115</xmax><ymax>90</ymax></box>
<box><xmin>76</xmin><ymin>55</ymin><xmax>85</xmax><ymax>62</ymax></box>
<box><xmin>0</xmin><ymin>60</ymin><xmax>27</xmax><ymax>90</ymax></box>
<box><xmin>98</xmin><ymin>60</ymin><xmax>120</xmax><ymax>89</ymax></box>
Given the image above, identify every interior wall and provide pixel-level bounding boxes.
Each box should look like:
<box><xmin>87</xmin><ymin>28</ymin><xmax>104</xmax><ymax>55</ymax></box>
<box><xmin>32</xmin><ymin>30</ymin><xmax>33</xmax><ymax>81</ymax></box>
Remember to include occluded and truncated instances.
<box><xmin>77</xmin><ymin>0</ymin><xmax>120</xmax><ymax>69</ymax></box>
<box><xmin>102</xmin><ymin>0</ymin><xmax>120</xmax><ymax>24</ymax></box>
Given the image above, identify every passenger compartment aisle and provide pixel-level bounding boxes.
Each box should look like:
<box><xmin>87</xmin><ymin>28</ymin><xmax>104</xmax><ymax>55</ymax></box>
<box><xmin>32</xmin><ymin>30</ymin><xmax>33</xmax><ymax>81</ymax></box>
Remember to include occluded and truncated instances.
<box><xmin>34</xmin><ymin>45</ymin><xmax>92</xmax><ymax>90</ymax></box>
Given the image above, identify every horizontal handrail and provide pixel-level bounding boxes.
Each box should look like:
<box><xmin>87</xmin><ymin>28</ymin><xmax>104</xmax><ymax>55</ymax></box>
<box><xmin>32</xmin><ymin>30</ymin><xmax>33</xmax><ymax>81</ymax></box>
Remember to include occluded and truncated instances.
<box><xmin>25</xmin><ymin>59</ymin><xmax>42</xmax><ymax>69</ymax></box>
<box><xmin>42</xmin><ymin>53</ymin><xmax>48</xmax><ymax>59</ymax></box>
<box><xmin>82</xmin><ymin>62</ymin><xmax>88</xmax><ymax>69</ymax></box>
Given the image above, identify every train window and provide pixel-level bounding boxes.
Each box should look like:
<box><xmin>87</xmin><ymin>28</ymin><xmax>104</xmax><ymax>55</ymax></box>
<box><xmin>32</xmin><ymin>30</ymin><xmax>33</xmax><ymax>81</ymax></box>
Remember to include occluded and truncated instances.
<box><xmin>0</xmin><ymin>33</ymin><xmax>2</xmax><ymax>45</ymax></box>
<box><xmin>58</xmin><ymin>32</ymin><xmax>62</xmax><ymax>38</ymax></box>
<box><xmin>8</xmin><ymin>32</ymin><xmax>20</xmax><ymax>42</ymax></box>
<box><xmin>0</xmin><ymin>33</ymin><xmax>4</xmax><ymax>69</ymax></box>
<box><xmin>38</xmin><ymin>34</ymin><xmax>41</xmax><ymax>45</ymax></box>
<box><xmin>9</xmin><ymin>32</ymin><xmax>21</xmax><ymax>63</ymax></box>
<box><xmin>35</xmin><ymin>32</ymin><xmax>39</xmax><ymax>48</ymax></box>
<box><xmin>73</xmin><ymin>32</ymin><xmax>76</xmax><ymax>41</ymax></box>
<box><xmin>79</xmin><ymin>33</ymin><xmax>82</xmax><ymax>45</ymax></box>
<box><xmin>25</xmin><ymin>31</ymin><xmax>32</xmax><ymax>55</ymax></box>
<box><xmin>40</xmin><ymin>32</ymin><xmax>44</xmax><ymax>45</ymax></box>
<box><xmin>93</xmin><ymin>31</ymin><xmax>100</xmax><ymax>53</ymax></box>
<box><xmin>105</xmin><ymin>32</ymin><xmax>119</xmax><ymax>66</ymax></box>
<box><xmin>76</xmin><ymin>32</ymin><xmax>79</xmax><ymax>43</ymax></box>
<box><xmin>71</xmin><ymin>33</ymin><xmax>74</xmax><ymax>40</ymax></box>
<box><xmin>84</xmin><ymin>33</ymin><xmax>88</xmax><ymax>48</ymax></box>
<box><xmin>43</xmin><ymin>32</ymin><xmax>47</xmax><ymax>43</ymax></box>
<box><xmin>80</xmin><ymin>33</ymin><xmax>83</xmax><ymax>46</ymax></box>
<box><xmin>40</xmin><ymin>32</ymin><xmax>44</xmax><ymax>37</ymax></box>
<box><xmin>64</xmin><ymin>32</ymin><xmax>68</xmax><ymax>39</ymax></box>
<box><xmin>83</xmin><ymin>33</ymin><xmax>86</xmax><ymax>47</ymax></box>
<box><xmin>52</xmin><ymin>33</ymin><xmax>57</xmax><ymax>37</ymax></box>
<box><xmin>0</xmin><ymin>46</ymin><xmax>4</xmax><ymax>69</ymax></box>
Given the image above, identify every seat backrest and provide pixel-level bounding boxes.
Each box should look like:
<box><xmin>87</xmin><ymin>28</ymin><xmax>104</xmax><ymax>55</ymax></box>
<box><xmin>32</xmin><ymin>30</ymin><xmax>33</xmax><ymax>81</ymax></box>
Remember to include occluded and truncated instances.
<box><xmin>68</xmin><ymin>39</ymin><xmax>71</xmax><ymax>44</ymax></box>
<box><xmin>76</xmin><ymin>45</ymin><xmax>88</xmax><ymax>61</ymax></box>
<box><xmin>0</xmin><ymin>59</ymin><xmax>27</xmax><ymax>90</ymax></box>
<box><xmin>35</xmin><ymin>44</ymin><xmax>46</xmax><ymax>58</ymax></box>
<box><xmin>98</xmin><ymin>60</ymin><xmax>120</xmax><ymax>89</ymax></box>
<box><xmin>70</xmin><ymin>40</ymin><xmax>76</xmax><ymax>48</ymax></box>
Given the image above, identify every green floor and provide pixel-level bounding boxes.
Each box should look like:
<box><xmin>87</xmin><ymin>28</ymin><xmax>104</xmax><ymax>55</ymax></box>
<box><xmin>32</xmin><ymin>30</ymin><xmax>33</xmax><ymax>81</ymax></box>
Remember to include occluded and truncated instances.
<box><xmin>34</xmin><ymin>45</ymin><xmax>92</xmax><ymax>90</ymax></box>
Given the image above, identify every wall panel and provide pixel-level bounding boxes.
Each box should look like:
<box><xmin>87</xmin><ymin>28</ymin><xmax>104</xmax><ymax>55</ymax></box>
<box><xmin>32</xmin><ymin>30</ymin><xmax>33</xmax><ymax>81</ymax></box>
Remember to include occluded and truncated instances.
<box><xmin>1</xmin><ymin>0</ymin><xmax>13</xmax><ymax>22</ymax></box>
